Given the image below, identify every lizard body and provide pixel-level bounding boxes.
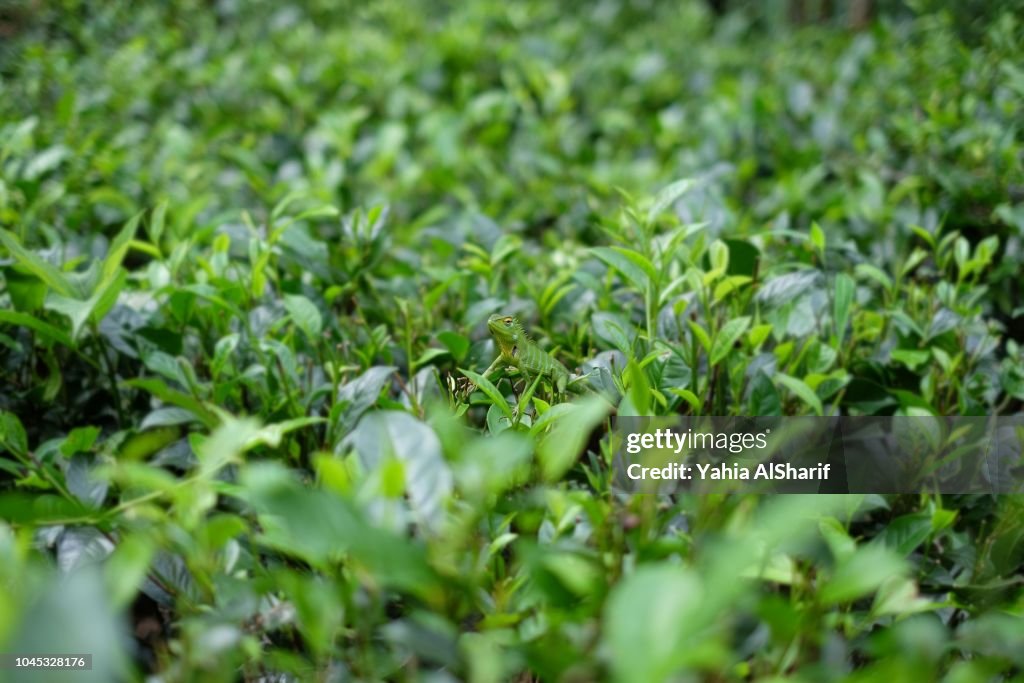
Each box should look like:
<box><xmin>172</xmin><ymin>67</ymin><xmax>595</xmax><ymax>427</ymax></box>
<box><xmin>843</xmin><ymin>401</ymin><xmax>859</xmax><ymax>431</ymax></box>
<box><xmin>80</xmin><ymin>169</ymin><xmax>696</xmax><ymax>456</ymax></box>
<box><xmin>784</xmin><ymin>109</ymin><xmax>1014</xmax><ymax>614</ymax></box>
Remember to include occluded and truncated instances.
<box><xmin>484</xmin><ymin>313</ymin><xmax>572</xmax><ymax>394</ymax></box>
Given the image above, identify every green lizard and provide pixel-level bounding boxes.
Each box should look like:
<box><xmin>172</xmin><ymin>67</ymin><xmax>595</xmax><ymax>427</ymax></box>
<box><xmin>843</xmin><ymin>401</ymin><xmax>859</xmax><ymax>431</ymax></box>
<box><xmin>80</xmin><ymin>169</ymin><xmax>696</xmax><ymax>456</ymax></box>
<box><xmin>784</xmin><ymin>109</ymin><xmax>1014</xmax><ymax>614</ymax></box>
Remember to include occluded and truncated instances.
<box><xmin>481</xmin><ymin>313</ymin><xmax>576</xmax><ymax>396</ymax></box>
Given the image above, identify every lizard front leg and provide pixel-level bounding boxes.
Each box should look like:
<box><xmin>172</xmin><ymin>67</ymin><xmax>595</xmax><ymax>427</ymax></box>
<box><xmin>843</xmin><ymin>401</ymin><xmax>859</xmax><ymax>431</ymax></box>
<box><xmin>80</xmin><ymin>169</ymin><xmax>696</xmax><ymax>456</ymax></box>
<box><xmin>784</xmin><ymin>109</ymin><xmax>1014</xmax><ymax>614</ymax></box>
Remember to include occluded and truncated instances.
<box><xmin>481</xmin><ymin>355</ymin><xmax>504</xmax><ymax>380</ymax></box>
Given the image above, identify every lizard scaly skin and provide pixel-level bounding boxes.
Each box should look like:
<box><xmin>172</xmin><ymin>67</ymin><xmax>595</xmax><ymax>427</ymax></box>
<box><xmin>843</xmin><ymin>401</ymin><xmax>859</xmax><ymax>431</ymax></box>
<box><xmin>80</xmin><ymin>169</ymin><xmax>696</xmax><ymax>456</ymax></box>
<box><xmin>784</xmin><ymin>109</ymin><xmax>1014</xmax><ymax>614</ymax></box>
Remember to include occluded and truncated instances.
<box><xmin>484</xmin><ymin>313</ymin><xmax>571</xmax><ymax>395</ymax></box>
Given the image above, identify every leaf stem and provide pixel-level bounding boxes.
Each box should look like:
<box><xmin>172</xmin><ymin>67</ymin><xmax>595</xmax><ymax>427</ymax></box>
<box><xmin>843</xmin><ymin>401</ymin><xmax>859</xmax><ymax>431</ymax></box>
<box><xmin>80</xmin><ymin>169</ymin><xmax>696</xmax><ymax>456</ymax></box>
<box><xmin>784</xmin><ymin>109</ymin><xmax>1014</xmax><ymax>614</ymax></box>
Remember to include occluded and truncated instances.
<box><xmin>91</xmin><ymin>326</ymin><xmax>126</xmax><ymax>426</ymax></box>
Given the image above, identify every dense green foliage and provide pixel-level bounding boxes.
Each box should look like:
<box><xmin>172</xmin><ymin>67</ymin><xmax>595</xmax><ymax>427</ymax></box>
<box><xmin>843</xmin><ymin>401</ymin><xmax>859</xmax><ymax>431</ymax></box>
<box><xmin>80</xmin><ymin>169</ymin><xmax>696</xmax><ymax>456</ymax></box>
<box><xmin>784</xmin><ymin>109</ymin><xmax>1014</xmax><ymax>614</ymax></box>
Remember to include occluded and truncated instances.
<box><xmin>1</xmin><ymin>1</ymin><xmax>1023</xmax><ymax>681</ymax></box>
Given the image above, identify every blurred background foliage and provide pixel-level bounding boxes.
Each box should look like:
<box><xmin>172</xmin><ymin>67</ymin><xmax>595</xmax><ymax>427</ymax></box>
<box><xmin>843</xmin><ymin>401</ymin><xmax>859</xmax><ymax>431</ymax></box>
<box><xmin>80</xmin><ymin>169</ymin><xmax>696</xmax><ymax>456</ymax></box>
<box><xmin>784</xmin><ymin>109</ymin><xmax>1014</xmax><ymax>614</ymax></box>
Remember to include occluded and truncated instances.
<box><xmin>1</xmin><ymin>0</ymin><xmax>1023</xmax><ymax>681</ymax></box>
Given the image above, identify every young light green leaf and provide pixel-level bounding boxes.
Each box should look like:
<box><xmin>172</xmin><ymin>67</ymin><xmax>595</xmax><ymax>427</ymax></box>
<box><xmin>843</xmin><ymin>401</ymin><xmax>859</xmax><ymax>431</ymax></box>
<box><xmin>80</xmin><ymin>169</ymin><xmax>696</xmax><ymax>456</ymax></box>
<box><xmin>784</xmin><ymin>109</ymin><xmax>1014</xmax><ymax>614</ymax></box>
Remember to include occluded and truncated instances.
<box><xmin>688</xmin><ymin>320</ymin><xmax>712</xmax><ymax>355</ymax></box>
<box><xmin>833</xmin><ymin>273</ymin><xmax>854</xmax><ymax>342</ymax></box>
<box><xmin>459</xmin><ymin>367</ymin><xmax>513</xmax><ymax>419</ymax></box>
<box><xmin>609</xmin><ymin>246</ymin><xmax>658</xmax><ymax>283</ymax></box>
<box><xmin>810</xmin><ymin>221</ymin><xmax>826</xmax><ymax>254</ymax></box>
<box><xmin>148</xmin><ymin>201</ymin><xmax>168</xmax><ymax>244</ymax></box>
<box><xmin>774</xmin><ymin>372</ymin><xmax>824</xmax><ymax>416</ymax></box>
<box><xmin>105</xmin><ymin>534</ymin><xmax>156</xmax><ymax>609</ymax></box>
<box><xmin>668</xmin><ymin>388</ymin><xmax>701</xmax><ymax>412</ymax></box>
<box><xmin>821</xmin><ymin>545</ymin><xmax>908</xmax><ymax>605</ymax></box>
<box><xmin>0</xmin><ymin>229</ymin><xmax>75</xmax><ymax>297</ymax></box>
<box><xmin>101</xmin><ymin>211</ymin><xmax>142</xmax><ymax>285</ymax></box>
<box><xmin>854</xmin><ymin>263</ymin><xmax>892</xmax><ymax>292</ymax></box>
<box><xmin>283</xmin><ymin>294</ymin><xmax>323</xmax><ymax>340</ymax></box>
<box><xmin>709</xmin><ymin>239</ymin><xmax>729</xmax><ymax>273</ymax></box>
<box><xmin>536</xmin><ymin>395</ymin><xmax>610</xmax><ymax>481</ymax></box>
<box><xmin>246</xmin><ymin>416</ymin><xmax>326</xmax><ymax>450</ymax></box>
<box><xmin>647</xmin><ymin>178</ymin><xmax>694</xmax><ymax>225</ymax></box>
<box><xmin>710</xmin><ymin>316</ymin><xmax>751</xmax><ymax>365</ymax></box>
<box><xmin>591</xmin><ymin>246</ymin><xmax>650</xmax><ymax>292</ymax></box>
<box><xmin>604</xmin><ymin>565</ymin><xmax>704</xmax><ymax>683</ymax></box>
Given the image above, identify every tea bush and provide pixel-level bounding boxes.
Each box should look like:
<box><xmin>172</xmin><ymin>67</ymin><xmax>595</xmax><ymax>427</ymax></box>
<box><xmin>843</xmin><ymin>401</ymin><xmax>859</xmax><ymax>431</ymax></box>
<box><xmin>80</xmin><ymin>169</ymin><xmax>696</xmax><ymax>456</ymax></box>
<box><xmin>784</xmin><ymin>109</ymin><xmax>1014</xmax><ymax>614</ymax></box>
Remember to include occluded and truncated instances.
<box><xmin>1</xmin><ymin>1</ymin><xmax>1023</xmax><ymax>681</ymax></box>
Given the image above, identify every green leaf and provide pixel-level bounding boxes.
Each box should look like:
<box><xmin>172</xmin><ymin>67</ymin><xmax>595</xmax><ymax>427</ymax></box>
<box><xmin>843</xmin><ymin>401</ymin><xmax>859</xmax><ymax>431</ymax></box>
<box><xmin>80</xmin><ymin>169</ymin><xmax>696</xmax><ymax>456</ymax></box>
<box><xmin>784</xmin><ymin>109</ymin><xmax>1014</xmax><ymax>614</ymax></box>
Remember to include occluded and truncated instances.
<box><xmin>957</xmin><ymin>614</ymin><xmax>1024</xmax><ymax>665</ymax></box>
<box><xmin>954</xmin><ymin>237</ymin><xmax>970</xmax><ymax>272</ymax></box>
<box><xmin>609</xmin><ymin>246</ymin><xmax>658</xmax><ymax>283</ymax></box>
<box><xmin>536</xmin><ymin>395</ymin><xmax>610</xmax><ymax>482</ymax></box>
<box><xmin>148</xmin><ymin>200</ymin><xmax>168</xmax><ymax>244</ymax></box>
<box><xmin>437</xmin><ymin>331</ymin><xmax>470</xmax><ymax>362</ymax></box>
<box><xmin>139</xmin><ymin>407</ymin><xmax>199</xmax><ymax>430</ymax></box>
<box><xmin>101</xmin><ymin>211</ymin><xmax>142</xmax><ymax>285</ymax></box>
<box><xmin>668</xmin><ymin>388</ymin><xmax>701</xmax><ymax>412</ymax></box>
<box><xmin>710</xmin><ymin>316</ymin><xmax>751</xmax><ymax>365</ymax></box>
<box><xmin>539</xmin><ymin>280</ymin><xmax>576</xmax><ymax>317</ymax></box>
<box><xmin>240</xmin><ymin>463</ymin><xmax>437</xmax><ymax>593</ymax></box>
<box><xmin>90</xmin><ymin>268</ymin><xmax>127</xmax><ymax>324</ymax></box>
<box><xmin>340</xmin><ymin>411</ymin><xmax>452</xmax><ymax>533</ymax></box>
<box><xmin>125</xmin><ymin>378</ymin><xmax>219</xmax><ymax>428</ymax></box>
<box><xmin>541</xmin><ymin>551</ymin><xmax>603</xmax><ymax>597</ymax></box>
<box><xmin>60</xmin><ymin>427</ymin><xmax>100</xmax><ymax>457</ymax></box>
<box><xmin>141</xmin><ymin>349</ymin><xmax>189</xmax><ymax>387</ymax></box>
<box><xmin>757</xmin><ymin>270</ymin><xmax>820</xmax><ymax>306</ymax></box>
<box><xmin>0</xmin><ymin>310</ymin><xmax>75</xmax><ymax>348</ymax></box>
<box><xmin>246</xmin><ymin>416</ymin><xmax>326</xmax><ymax>450</ymax></box>
<box><xmin>833</xmin><ymin>273</ymin><xmax>854</xmax><ymax>342</ymax></box>
<box><xmin>748</xmin><ymin>323</ymin><xmax>773</xmax><ymax>349</ymax></box>
<box><xmin>870</xmin><ymin>576</ymin><xmax>935</xmax><ymax>617</ymax></box>
<box><xmin>724</xmin><ymin>239</ymin><xmax>760</xmax><ymax>277</ymax></box>
<box><xmin>625</xmin><ymin>359</ymin><xmax>652</xmax><ymax>416</ymax></box>
<box><xmin>283</xmin><ymin>294</ymin><xmax>323</xmax><ymax>340</ymax></box>
<box><xmin>748</xmin><ymin>370</ymin><xmax>781</xmax><ymax>415</ymax></box>
<box><xmin>44</xmin><ymin>269</ymin><xmax>127</xmax><ymax>341</ymax></box>
<box><xmin>709</xmin><ymin>239</ymin><xmax>729</xmax><ymax>273</ymax></box>
<box><xmin>875</xmin><ymin>513</ymin><xmax>932</xmax><ymax>556</ymax></box>
<box><xmin>10</xmin><ymin>568</ymin><xmax>129</xmax><ymax>682</ymax></box>
<box><xmin>809</xmin><ymin>221</ymin><xmax>825</xmax><ymax>254</ymax></box>
<box><xmin>774</xmin><ymin>372</ymin><xmax>823</xmax><ymax>416</ymax></box>
<box><xmin>688</xmin><ymin>320</ymin><xmax>712</xmax><ymax>355</ymax></box>
<box><xmin>604</xmin><ymin>565</ymin><xmax>706</xmax><ymax>683</ymax></box>
<box><xmin>459</xmin><ymin>367</ymin><xmax>513</xmax><ymax>419</ymax></box>
<box><xmin>333</xmin><ymin>366</ymin><xmax>397</xmax><ymax>438</ymax></box>
<box><xmin>591</xmin><ymin>246</ymin><xmax>650</xmax><ymax>292</ymax></box>
<box><xmin>712</xmin><ymin>275</ymin><xmax>752</xmax><ymax>303</ymax></box>
<box><xmin>0</xmin><ymin>229</ymin><xmax>75</xmax><ymax>297</ymax></box>
<box><xmin>593</xmin><ymin>311</ymin><xmax>634</xmax><ymax>354</ymax></box>
<box><xmin>105</xmin><ymin>534</ymin><xmax>156</xmax><ymax>609</ymax></box>
<box><xmin>821</xmin><ymin>545</ymin><xmax>907</xmax><ymax>605</ymax></box>
<box><xmin>45</xmin><ymin>295</ymin><xmax>90</xmax><ymax>342</ymax></box>
<box><xmin>194</xmin><ymin>414</ymin><xmax>263</xmax><ymax>474</ymax></box>
<box><xmin>855</xmin><ymin>263</ymin><xmax>893</xmax><ymax>292</ymax></box>
<box><xmin>819</xmin><ymin>517</ymin><xmax>856</xmax><ymax>562</ymax></box>
<box><xmin>4</xmin><ymin>267</ymin><xmax>48</xmax><ymax>312</ymax></box>
<box><xmin>454</xmin><ymin>432</ymin><xmax>532</xmax><ymax>499</ymax></box>
<box><xmin>910</xmin><ymin>225</ymin><xmax>935</xmax><ymax>249</ymax></box>
<box><xmin>647</xmin><ymin>178</ymin><xmax>694</xmax><ymax>225</ymax></box>
<box><xmin>0</xmin><ymin>410</ymin><xmax>29</xmax><ymax>457</ymax></box>
<box><xmin>413</xmin><ymin>347</ymin><xmax>449</xmax><ymax>367</ymax></box>
<box><xmin>931</xmin><ymin>506</ymin><xmax>957</xmax><ymax>534</ymax></box>
<box><xmin>891</xmin><ymin>349</ymin><xmax>930</xmax><ymax>371</ymax></box>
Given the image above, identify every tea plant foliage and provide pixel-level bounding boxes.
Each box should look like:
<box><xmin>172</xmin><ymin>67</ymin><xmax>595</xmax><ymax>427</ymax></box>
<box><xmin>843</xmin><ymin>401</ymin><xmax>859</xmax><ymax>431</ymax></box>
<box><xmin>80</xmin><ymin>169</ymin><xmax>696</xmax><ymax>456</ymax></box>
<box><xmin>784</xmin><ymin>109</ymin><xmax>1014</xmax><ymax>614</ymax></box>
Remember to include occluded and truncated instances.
<box><xmin>1</xmin><ymin>1</ymin><xmax>1023</xmax><ymax>681</ymax></box>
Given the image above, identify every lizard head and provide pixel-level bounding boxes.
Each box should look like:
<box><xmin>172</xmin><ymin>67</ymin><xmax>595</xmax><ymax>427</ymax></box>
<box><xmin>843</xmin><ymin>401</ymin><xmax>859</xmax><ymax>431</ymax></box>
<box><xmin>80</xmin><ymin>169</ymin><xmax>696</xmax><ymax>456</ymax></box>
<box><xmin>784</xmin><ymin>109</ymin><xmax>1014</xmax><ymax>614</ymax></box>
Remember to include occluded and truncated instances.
<box><xmin>487</xmin><ymin>313</ymin><xmax>523</xmax><ymax>355</ymax></box>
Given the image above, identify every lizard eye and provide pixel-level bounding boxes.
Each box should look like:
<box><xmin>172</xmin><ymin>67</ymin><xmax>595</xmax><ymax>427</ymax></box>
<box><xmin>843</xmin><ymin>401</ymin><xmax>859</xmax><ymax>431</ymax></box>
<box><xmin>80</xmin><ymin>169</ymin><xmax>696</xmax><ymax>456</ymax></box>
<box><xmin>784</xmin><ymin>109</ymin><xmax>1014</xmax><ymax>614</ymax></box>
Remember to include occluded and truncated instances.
<box><xmin>503</xmin><ymin>317</ymin><xmax>513</xmax><ymax>327</ymax></box>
